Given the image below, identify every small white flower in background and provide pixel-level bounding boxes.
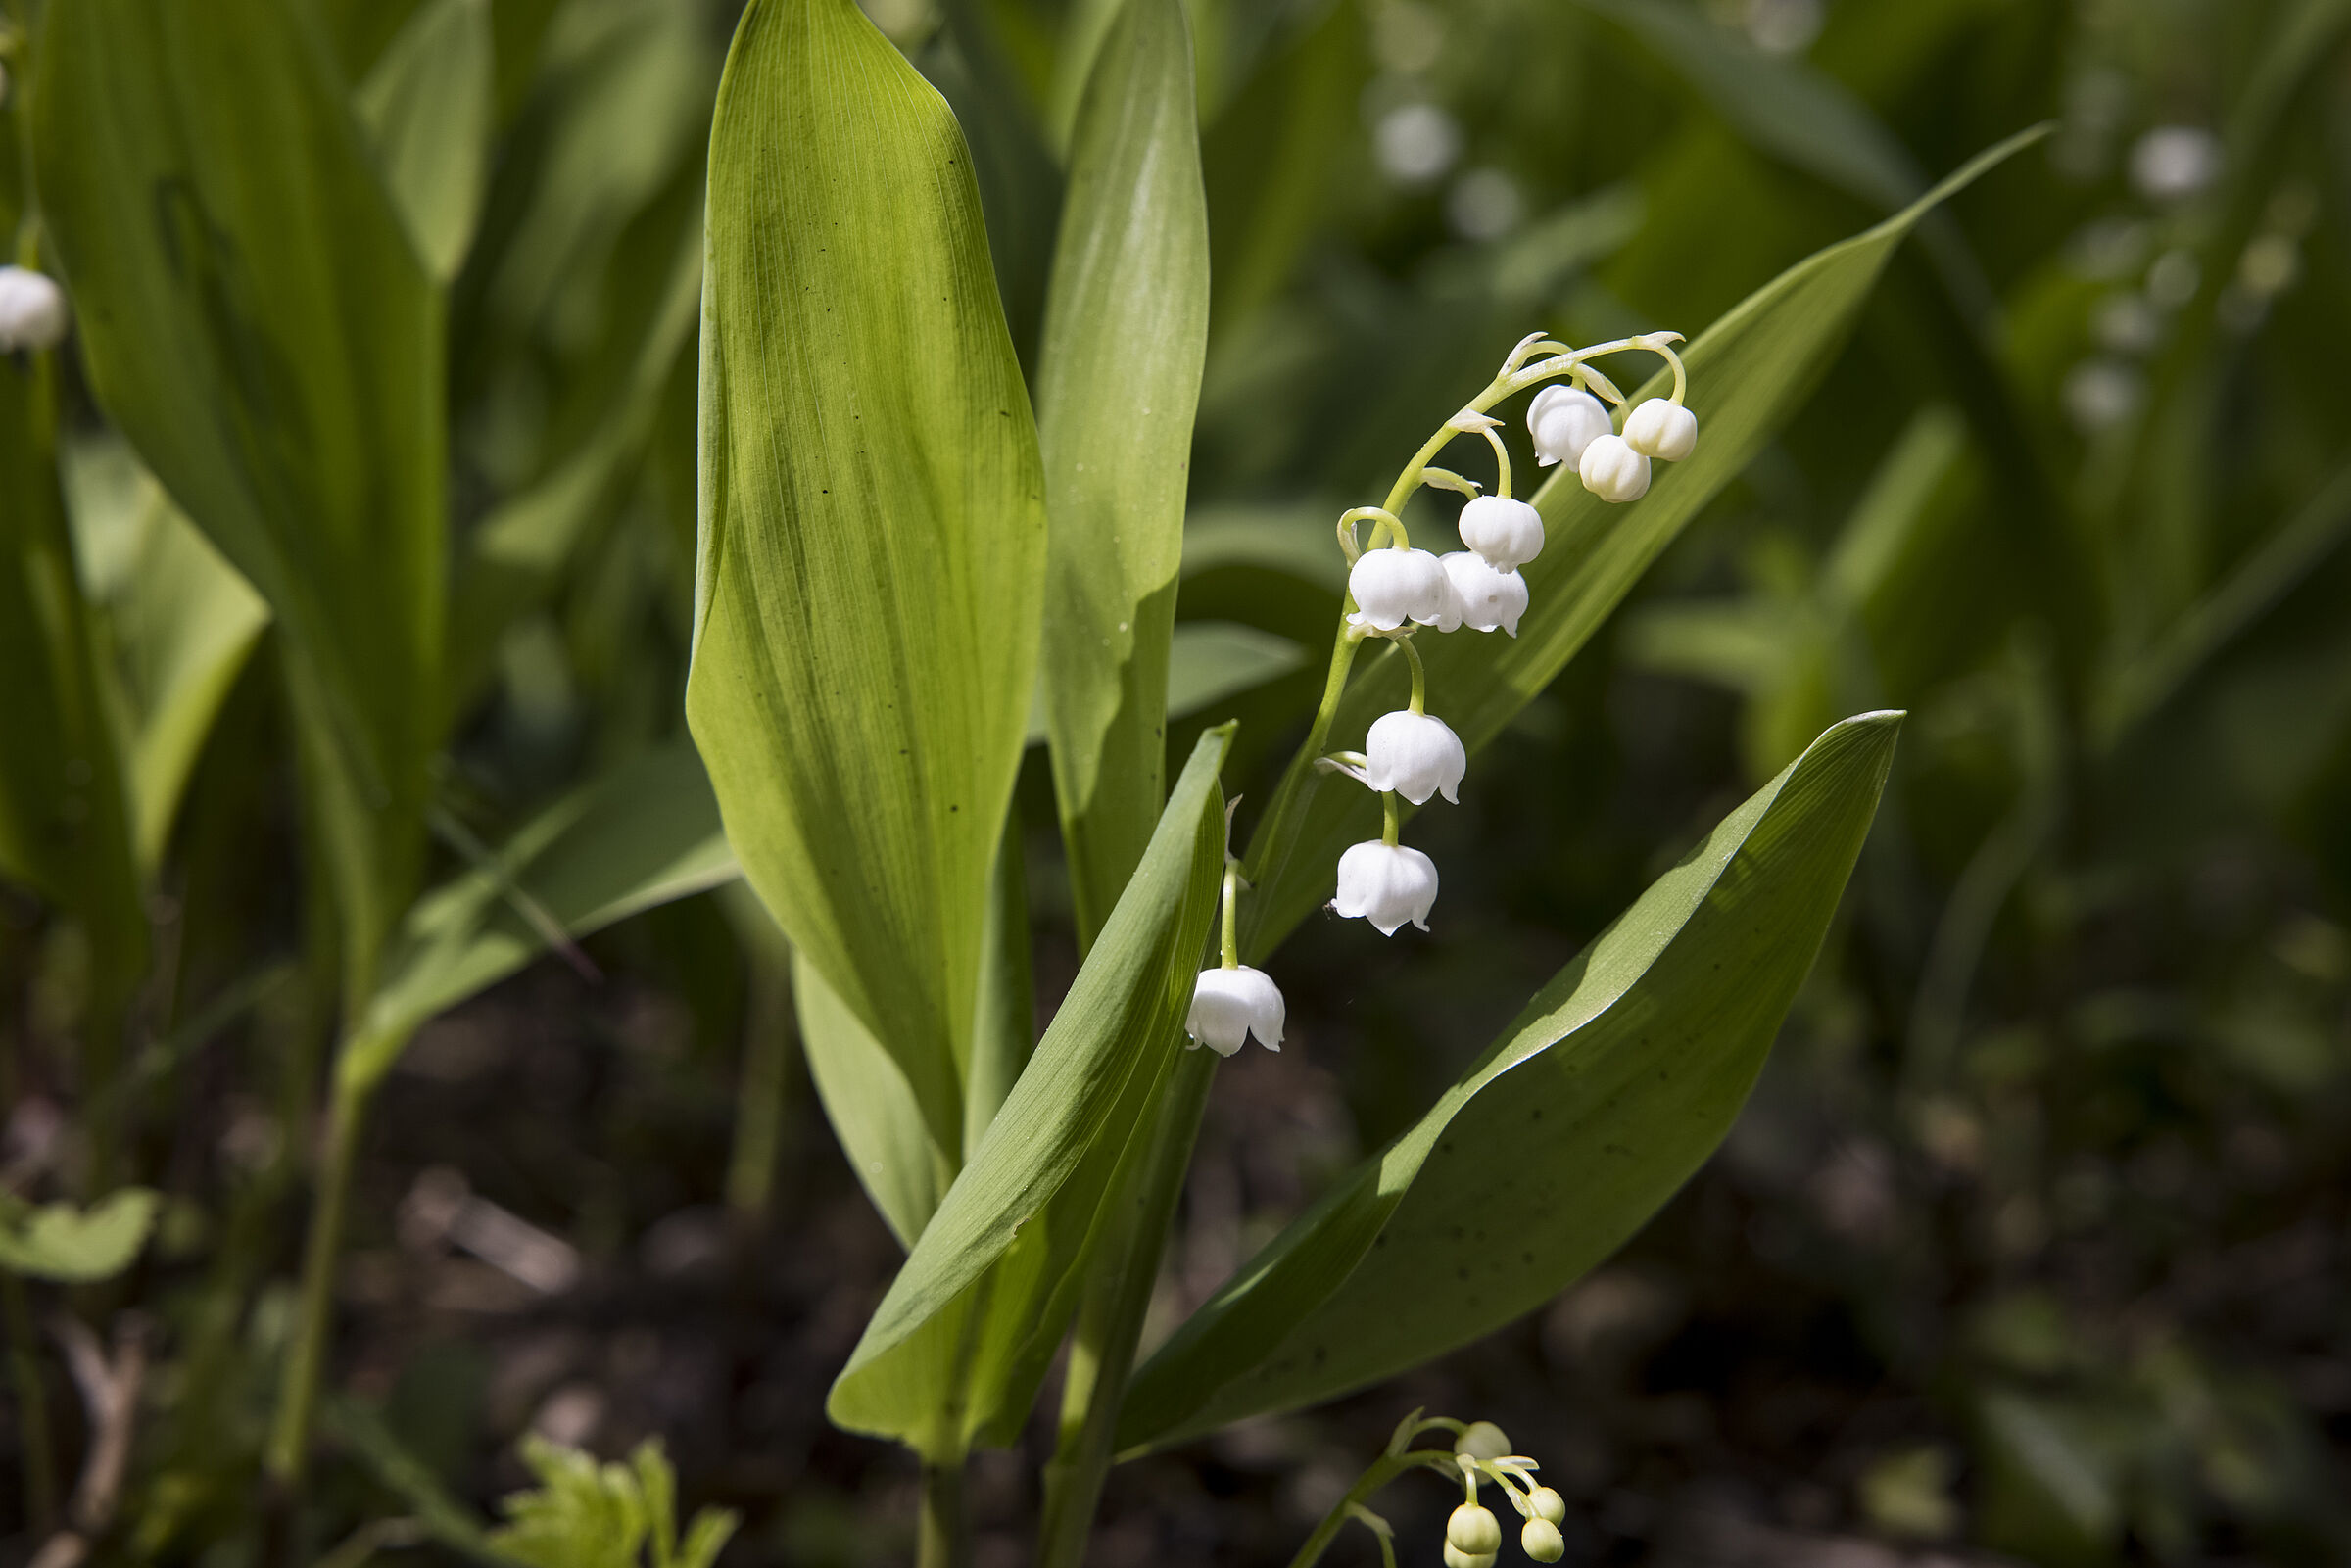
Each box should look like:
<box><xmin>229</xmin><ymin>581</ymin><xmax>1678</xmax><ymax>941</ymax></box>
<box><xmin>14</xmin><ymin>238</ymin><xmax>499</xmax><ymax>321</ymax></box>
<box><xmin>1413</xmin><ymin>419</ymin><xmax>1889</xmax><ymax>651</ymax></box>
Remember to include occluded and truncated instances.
<box><xmin>1622</xmin><ymin>397</ymin><xmax>1698</xmax><ymax>462</ymax></box>
<box><xmin>1365</xmin><ymin>710</ymin><xmax>1465</xmax><ymax>805</ymax></box>
<box><xmin>1527</xmin><ymin>384</ymin><xmax>1610</xmax><ymax>469</ymax></box>
<box><xmin>1348</xmin><ymin>546</ymin><xmax>1454</xmax><ymax>631</ymax></box>
<box><xmin>1332</xmin><ymin>840</ymin><xmax>1438</xmax><ymax>934</ymax></box>
<box><xmin>2130</xmin><ymin>125</ymin><xmax>2221</xmax><ymax>204</ymax></box>
<box><xmin>1457</xmin><ymin>494</ymin><xmax>1544</xmax><ymax>570</ymax></box>
<box><xmin>1375</xmin><ymin>102</ymin><xmax>1462</xmax><ymax>185</ymax></box>
<box><xmin>1185</xmin><ymin>966</ymin><xmax>1284</xmax><ymax>1057</ymax></box>
<box><xmin>1440</xmin><ymin>551</ymin><xmax>1526</xmax><ymax>636</ymax></box>
<box><xmin>0</xmin><ymin>266</ymin><xmax>71</xmax><ymax>352</ymax></box>
<box><xmin>1578</xmin><ymin>434</ymin><xmax>1651</xmax><ymax>503</ymax></box>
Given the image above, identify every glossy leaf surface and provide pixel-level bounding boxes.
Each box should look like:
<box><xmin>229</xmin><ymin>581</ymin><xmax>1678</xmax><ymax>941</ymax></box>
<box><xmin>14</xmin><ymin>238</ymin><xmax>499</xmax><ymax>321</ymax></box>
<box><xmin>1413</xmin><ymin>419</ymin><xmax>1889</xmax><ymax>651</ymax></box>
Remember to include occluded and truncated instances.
<box><xmin>1122</xmin><ymin>712</ymin><xmax>1900</xmax><ymax>1449</ymax></box>
<box><xmin>689</xmin><ymin>0</ymin><xmax>1046</xmax><ymax>1161</ymax></box>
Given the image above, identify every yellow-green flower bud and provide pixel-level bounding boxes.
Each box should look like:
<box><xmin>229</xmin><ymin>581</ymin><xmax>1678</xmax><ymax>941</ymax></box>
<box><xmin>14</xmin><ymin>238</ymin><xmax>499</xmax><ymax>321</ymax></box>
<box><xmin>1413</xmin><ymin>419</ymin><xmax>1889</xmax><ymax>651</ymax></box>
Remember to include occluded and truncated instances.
<box><xmin>1448</xmin><ymin>1503</ymin><xmax>1503</xmax><ymax>1556</ymax></box>
<box><xmin>1528</xmin><ymin>1487</ymin><xmax>1566</xmax><ymax>1526</ymax></box>
<box><xmin>1443</xmin><ymin>1545</ymin><xmax>1496</xmax><ymax>1568</ymax></box>
<box><xmin>1522</xmin><ymin>1518</ymin><xmax>1566</xmax><ymax>1562</ymax></box>
<box><xmin>1455</xmin><ymin>1421</ymin><xmax>1511</xmax><ymax>1462</ymax></box>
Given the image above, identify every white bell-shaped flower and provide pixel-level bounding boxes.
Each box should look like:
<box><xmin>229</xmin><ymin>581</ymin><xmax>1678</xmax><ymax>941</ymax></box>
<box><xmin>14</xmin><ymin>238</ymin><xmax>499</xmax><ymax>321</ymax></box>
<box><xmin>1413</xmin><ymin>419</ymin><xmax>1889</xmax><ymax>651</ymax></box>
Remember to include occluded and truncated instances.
<box><xmin>1332</xmin><ymin>840</ymin><xmax>1438</xmax><ymax>935</ymax></box>
<box><xmin>1622</xmin><ymin>397</ymin><xmax>1698</xmax><ymax>461</ymax></box>
<box><xmin>1365</xmin><ymin>710</ymin><xmax>1465</xmax><ymax>805</ymax></box>
<box><xmin>0</xmin><ymin>266</ymin><xmax>70</xmax><ymax>352</ymax></box>
<box><xmin>1528</xmin><ymin>384</ymin><xmax>1610</xmax><ymax>469</ymax></box>
<box><xmin>1457</xmin><ymin>495</ymin><xmax>1544</xmax><ymax>570</ymax></box>
<box><xmin>1185</xmin><ymin>966</ymin><xmax>1284</xmax><ymax>1057</ymax></box>
<box><xmin>1348</xmin><ymin>546</ymin><xmax>1452</xmax><ymax>631</ymax></box>
<box><xmin>1578</xmin><ymin>433</ymin><xmax>1651</xmax><ymax>503</ymax></box>
<box><xmin>1441</xmin><ymin>551</ymin><xmax>1527</xmax><ymax>636</ymax></box>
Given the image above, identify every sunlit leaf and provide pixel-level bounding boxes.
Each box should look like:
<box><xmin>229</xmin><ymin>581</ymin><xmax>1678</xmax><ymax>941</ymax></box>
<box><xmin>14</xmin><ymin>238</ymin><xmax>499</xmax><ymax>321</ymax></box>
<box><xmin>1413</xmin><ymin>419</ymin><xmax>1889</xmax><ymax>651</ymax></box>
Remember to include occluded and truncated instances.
<box><xmin>0</xmin><ymin>1187</ymin><xmax>160</xmax><ymax>1283</ymax></box>
<box><xmin>1121</xmin><ymin>712</ymin><xmax>1900</xmax><ymax>1449</ymax></box>
<box><xmin>1038</xmin><ymin>0</ymin><xmax>1212</xmax><ymax>947</ymax></box>
<box><xmin>357</xmin><ymin>0</ymin><xmax>495</xmax><ymax>282</ymax></box>
<box><xmin>689</xmin><ymin>0</ymin><xmax>1047</xmax><ymax>1162</ymax></box>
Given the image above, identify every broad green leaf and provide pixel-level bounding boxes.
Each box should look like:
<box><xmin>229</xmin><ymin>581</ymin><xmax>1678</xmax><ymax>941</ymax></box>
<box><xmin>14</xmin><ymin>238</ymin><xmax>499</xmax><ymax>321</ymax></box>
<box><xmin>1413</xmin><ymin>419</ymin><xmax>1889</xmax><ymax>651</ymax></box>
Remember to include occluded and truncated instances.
<box><xmin>828</xmin><ymin>727</ymin><xmax>1231</xmax><ymax>1449</ymax></box>
<box><xmin>35</xmin><ymin>0</ymin><xmax>447</xmax><ymax>995</ymax></box>
<box><xmin>689</xmin><ymin>0</ymin><xmax>1047</xmax><ymax>1163</ymax></box>
<box><xmin>63</xmin><ymin>437</ymin><xmax>271</xmax><ymax>873</ymax></box>
<box><xmin>1239</xmin><ymin>129</ymin><xmax>2041</xmax><ymax>956</ymax></box>
<box><xmin>1026</xmin><ymin>622</ymin><xmax>1308</xmax><ymax>745</ymax></box>
<box><xmin>347</xmin><ymin>744</ymin><xmax>736</xmax><ymax>1088</ymax></box>
<box><xmin>1121</xmin><ymin>712</ymin><xmax>1901</xmax><ymax>1449</ymax></box>
<box><xmin>797</xmin><ymin>956</ymin><xmax>948</xmax><ymax>1250</ymax></box>
<box><xmin>357</xmin><ymin>0</ymin><xmax>495</xmax><ymax>282</ymax></box>
<box><xmin>0</xmin><ymin>1187</ymin><xmax>160</xmax><ymax>1282</ymax></box>
<box><xmin>0</xmin><ymin>364</ymin><xmax>143</xmax><ymax>964</ymax></box>
<box><xmin>1038</xmin><ymin>0</ymin><xmax>1211</xmax><ymax>948</ymax></box>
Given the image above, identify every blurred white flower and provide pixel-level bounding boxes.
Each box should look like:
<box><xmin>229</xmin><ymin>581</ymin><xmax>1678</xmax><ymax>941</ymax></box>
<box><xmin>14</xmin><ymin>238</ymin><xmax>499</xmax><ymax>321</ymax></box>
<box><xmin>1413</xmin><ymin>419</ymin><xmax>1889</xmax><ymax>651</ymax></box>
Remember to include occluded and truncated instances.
<box><xmin>1455</xmin><ymin>1420</ymin><xmax>1512</xmax><ymax>1460</ymax></box>
<box><xmin>1333</xmin><ymin>840</ymin><xmax>1438</xmax><ymax>934</ymax></box>
<box><xmin>2063</xmin><ymin>358</ymin><xmax>2142</xmax><ymax>432</ymax></box>
<box><xmin>1528</xmin><ymin>384</ymin><xmax>1611</xmax><ymax>469</ymax></box>
<box><xmin>1365</xmin><ymin>710</ymin><xmax>1465</xmax><ymax>805</ymax></box>
<box><xmin>1448</xmin><ymin>167</ymin><xmax>1523</xmax><ymax>241</ymax></box>
<box><xmin>1457</xmin><ymin>494</ymin><xmax>1544</xmax><ymax>570</ymax></box>
<box><xmin>1185</xmin><ymin>966</ymin><xmax>1285</xmax><ymax>1057</ymax></box>
<box><xmin>1376</xmin><ymin>102</ymin><xmax>1462</xmax><ymax>184</ymax></box>
<box><xmin>1578</xmin><ymin>434</ymin><xmax>1652</xmax><ymax>502</ymax></box>
<box><xmin>2130</xmin><ymin>125</ymin><xmax>2222</xmax><ymax>203</ymax></box>
<box><xmin>1622</xmin><ymin>398</ymin><xmax>1698</xmax><ymax>462</ymax></box>
<box><xmin>2092</xmin><ymin>293</ymin><xmax>2160</xmax><ymax>354</ymax></box>
<box><xmin>1743</xmin><ymin>0</ymin><xmax>1822</xmax><ymax>55</ymax></box>
<box><xmin>0</xmin><ymin>266</ymin><xmax>70</xmax><ymax>352</ymax></box>
<box><xmin>1349</xmin><ymin>546</ymin><xmax>1454</xmax><ymax>631</ymax></box>
<box><xmin>1441</xmin><ymin>551</ymin><xmax>1527</xmax><ymax>636</ymax></box>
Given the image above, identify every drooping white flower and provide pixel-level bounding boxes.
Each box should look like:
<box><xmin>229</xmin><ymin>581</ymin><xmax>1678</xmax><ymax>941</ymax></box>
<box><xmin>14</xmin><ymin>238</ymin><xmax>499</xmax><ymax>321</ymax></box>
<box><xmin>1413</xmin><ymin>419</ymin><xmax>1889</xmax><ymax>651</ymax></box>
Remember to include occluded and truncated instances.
<box><xmin>1348</xmin><ymin>546</ymin><xmax>1453</xmax><ymax>631</ymax></box>
<box><xmin>1185</xmin><ymin>966</ymin><xmax>1284</xmax><ymax>1057</ymax></box>
<box><xmin>1365</xmin><ymin>710</ymin><xmax>1465</xmax><ymax>805</ymax></box>
<box><xmin>1457</xmin><ymin>494</ymin><xmax>1544</xmax><ymax>570</ymax></box>
<box><xmin>1441</xmin><ymin>551</ymin><xmax>1527</xmax><ymax>636</ymax></box>
<box><xmin>1578</xmin><ymin>433</ymin><xmax>1651</xmax><ymax>503</ymax></box>
<box><xmin>1521</xmin><ymin>1519</ymin><xmax>1565</xmax><ymax>1563</ymax></box>
<box><xmin>1447</xmin><ymin>1504</ymin><xmax>1503</xmax><ymax>1558</ymax></box>
<box><xmin>1527</xmin><ymin>384</ymin><xmax>1610</xmax><ymax>469</ymax></box>
<box><xmin>0</xmin><ymin>267</ymin><xmax>70</xmax><ymax>353</ymax></box>
<box><xmin>1332</xmin><ymin>840</ymin><xmax>1438</xmax><ymax>935</ymax></box>
<box><xmin>1622</xmin><ymin>398</ymin><xmax>1698</xmax><ymax>461</ymax></box>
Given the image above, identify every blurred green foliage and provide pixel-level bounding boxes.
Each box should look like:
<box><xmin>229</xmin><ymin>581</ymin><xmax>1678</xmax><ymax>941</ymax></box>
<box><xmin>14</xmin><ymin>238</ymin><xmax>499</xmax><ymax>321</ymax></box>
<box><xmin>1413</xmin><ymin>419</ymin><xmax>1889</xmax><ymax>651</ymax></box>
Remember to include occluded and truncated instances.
<box><xmin>3</xmin><ymin>0</ymin><xmax>2349</xmax><ymax>1562</ymax></box>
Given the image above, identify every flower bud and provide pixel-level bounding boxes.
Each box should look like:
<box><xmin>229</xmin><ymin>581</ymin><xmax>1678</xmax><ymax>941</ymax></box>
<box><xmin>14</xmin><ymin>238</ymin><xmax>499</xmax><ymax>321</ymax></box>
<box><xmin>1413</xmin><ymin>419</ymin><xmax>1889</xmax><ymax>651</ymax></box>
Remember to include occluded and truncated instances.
<box><xmin>1622</xmin><ymin>398</ymin><xmax>1697</xmax><ymax>461</ymax></box>
<box><xmin>0</xmin><ymin>266</ymin><xmax>71</xmax><ymax>353</ymax></box>
<box><xmin>1455</xmin><ymin>1420</ymin><xmax>1511</xmax><ymax>1461</ymax></box>
<box><xmin>1442</xmin><ymin>1545</ymin><xmax>1495</xmax><ymax>1568</ymax></box>
<box><xmin>1528</xmin><ymin>384</ymin><xmax>1609</xmax><ymax>469</ymax></box>
<box><xmin>1521</xmin><ymin>1518</ymin><xmax>1565</xmax><ymax>1562</ymax></box>
<box><xmin>1447</xmin><ymin>1504</ymin><xmax>1503</xmax><ymax>1556</ymax></box>
<box><xmin>1577</xmin><ymin>434</ymin><xmax>1650</xmax><ymax>503</ymax></box>
<box><xmin>1184</xmin><ymin>966</ymin><xmax>1284</xmax><ymax>1057</ymax></box>
<box><xmin>1365</xmin><ymin>710</ymin><xmax>1465</xmax><ymax>805</ymax></box>
<box><xmin>1440</xmin><ymin>552</ymin><xmax>1527</xmax><ymax>637</ymax></box>
<box><xmin>1528</xmin><ymin>1487</ymin><xmax>1566</xmax><ymax>1526</ymax></box>
<box><xmin>1457</xmin><ymin>495</ymin><xmax>1544</xmax><ymax>571</ymax></box>
<box><xmin>1332</xmin><ymin>841</ymin><xmax>1437</xmax><ymax>935</ymax></box>
<box><xmin>1348</xmin><ymin>546</ymin><xmax>1452</xmax><ymax>632</ymax></box>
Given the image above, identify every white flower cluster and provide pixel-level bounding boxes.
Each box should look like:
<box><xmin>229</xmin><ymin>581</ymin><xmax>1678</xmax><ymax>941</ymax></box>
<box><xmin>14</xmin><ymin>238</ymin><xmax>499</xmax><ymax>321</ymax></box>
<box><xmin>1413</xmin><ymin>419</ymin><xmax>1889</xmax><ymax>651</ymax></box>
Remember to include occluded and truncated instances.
<box><xmin>1444</xmin><ymin>1421</ymin><xmax>1569</xmax><ymax>1567</ymax></box>
<box><xmin>1189</xmin><ymin>329</ymin><xmax>1694</xmax><ymax>1059</ymax></box>
<box><xmin>0</xmin><ymin>266</ymin><xmax>71</xmax><ymax>353</ymax></box>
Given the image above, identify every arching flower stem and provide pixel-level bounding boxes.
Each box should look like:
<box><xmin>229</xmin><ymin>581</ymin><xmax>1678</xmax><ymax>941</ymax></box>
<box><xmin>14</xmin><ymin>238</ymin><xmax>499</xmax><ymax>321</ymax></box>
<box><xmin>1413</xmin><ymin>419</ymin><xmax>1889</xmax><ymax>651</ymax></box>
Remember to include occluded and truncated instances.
<box><xmin>1381</xmin><ymin>789</ymin><xmax>1401</xmax><ymax>848</ymax></box>
<box><xmin>1397</xmin><ymin>634</ymin><xmax>1428</xmax><ymax>716</ymax></box>
<box><xmin>1219</xmin><ymin>860</ymin><xmax>1242</xmax><ymax>970</ymax></box>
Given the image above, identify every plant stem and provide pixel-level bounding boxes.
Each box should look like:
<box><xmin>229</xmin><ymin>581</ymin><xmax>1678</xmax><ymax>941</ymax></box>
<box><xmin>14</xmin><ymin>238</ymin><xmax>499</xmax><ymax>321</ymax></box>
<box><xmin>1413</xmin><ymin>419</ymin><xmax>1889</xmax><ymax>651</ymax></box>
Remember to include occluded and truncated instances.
<box><xmin>264</xmin><ymin>1066</ymin><xmax>369</xmax><ymax>1488</ymax></box>
<box><xmin>1219</xmin><ymin>861</ymin><xmax>1241</xmax><ymax>969</ymax></box>
<box><xmin>725</xmin><ymin>929</ymin><xmax>795</xmax><ymax>1229</ymax></box>
<box><xmin>1285</xmin><ymin>1449</ymin><xmax>1463</xmax><ymax>1568</ymax></box>
<box><xmin>1036</xmin><ymin>1049</ymin><xmax>1217</xmax><ymax>1568</ymax></box>
<box><xmin>3</xmin><ymin>1271</ymin><xmax>57</xmax><ymax>1532</ymax></box>
<box><xmin>919</xmin><ymin>1458</ymin><xmax>971</xmax><ymax>1568</ymax></box>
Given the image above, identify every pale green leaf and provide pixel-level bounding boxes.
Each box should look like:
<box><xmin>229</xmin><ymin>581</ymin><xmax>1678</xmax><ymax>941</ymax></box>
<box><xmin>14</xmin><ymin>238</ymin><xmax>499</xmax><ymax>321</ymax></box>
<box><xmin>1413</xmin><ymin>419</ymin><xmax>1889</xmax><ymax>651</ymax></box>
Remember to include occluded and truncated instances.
<box><xmin>349</xmin><ymin>744</ymin><xmax>737</xmax><ymax>1086</ymax></box>
<box><xmin>796</xmin><ymin>955</ymin><xmax>949</xmax><ymax>1251</ymax></box>
<box><xmin>1120</xmin><ymin>712</ymin><xmax>1900</xmax><ymax>1449</ymax></box>
<box><xmin>1167</xmin><ymin>621</ymin><xmax>1309</xmax><ymax>718</ymax></box>
<box><xmin>828</xmin><ymin>727</ymin><xmax>1231</xmax><ymax>1449</ymax></box>
<box><xmin>1038</xmin><ymin>0</ymin><xmax>1211</xmax><ymax>947</ymax></box>
<box><xmin>62</xmin><ymin>438</ymin><xmax>270</xmax><ymax>873</ymax></box>
<box><xmin>34</xmin><ymin>0</ymin><xmax>448</xmax><ymax>988</ymax></box>
<box><xmin>357</xmin><ymin>0</ymin><xmax>495</xmax><ymax>282</ymax></box>
<box><xmin>689</xmin><ymin>0</ymin><xmax>1047</xmax><ymax>1163</ymax></box>
<box><xmin>1238</xmin><ymin>129</ymin><xmax>2042</xmax><ymax>955</ymax></box>
<box><xmin>0</xmin><ymin>1187</ymin><xmax>160</xmax><ymax>1283</ymax></box>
